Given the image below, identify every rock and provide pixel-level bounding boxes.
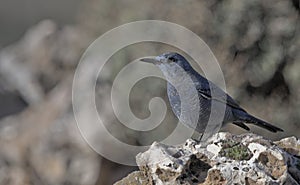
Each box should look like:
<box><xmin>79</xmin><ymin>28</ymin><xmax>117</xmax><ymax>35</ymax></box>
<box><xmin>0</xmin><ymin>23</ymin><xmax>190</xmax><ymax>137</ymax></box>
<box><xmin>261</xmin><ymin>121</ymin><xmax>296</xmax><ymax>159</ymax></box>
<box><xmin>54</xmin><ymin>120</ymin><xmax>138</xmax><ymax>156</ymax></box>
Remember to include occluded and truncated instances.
<box><xmin>275</xmin><ymin>136</ymin><xmax>300</xmax><ymax>156</ymax></box>
<box><xmin>115</xmin><ymin>132</ymin><xmax>300</xmax><ymax>185</ymax></box>
<box><xmin>114</xmin><ymin>171</ymin><xmax>149</xmax><ymax>185</ymax></box>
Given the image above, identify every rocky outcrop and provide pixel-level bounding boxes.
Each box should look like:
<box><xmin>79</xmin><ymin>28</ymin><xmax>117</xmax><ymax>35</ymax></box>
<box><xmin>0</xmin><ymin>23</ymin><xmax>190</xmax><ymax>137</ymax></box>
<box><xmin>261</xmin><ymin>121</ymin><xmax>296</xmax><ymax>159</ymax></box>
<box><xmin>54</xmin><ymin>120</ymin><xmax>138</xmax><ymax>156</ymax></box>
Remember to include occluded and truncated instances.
<box><xmin>115</xmin><ymin>132</ymin><xmax>300</xmax><ymax>185</ymax></box>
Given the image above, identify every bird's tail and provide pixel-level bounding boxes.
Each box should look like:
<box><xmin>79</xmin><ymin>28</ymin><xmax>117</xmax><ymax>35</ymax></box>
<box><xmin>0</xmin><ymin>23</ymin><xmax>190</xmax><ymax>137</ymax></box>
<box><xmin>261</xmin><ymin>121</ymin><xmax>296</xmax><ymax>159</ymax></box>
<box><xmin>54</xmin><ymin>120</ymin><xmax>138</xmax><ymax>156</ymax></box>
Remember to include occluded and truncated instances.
<box><xmin>241</xmin><ymin>114</ymin><xmax>283</xmax><ymax>133</ymax></box>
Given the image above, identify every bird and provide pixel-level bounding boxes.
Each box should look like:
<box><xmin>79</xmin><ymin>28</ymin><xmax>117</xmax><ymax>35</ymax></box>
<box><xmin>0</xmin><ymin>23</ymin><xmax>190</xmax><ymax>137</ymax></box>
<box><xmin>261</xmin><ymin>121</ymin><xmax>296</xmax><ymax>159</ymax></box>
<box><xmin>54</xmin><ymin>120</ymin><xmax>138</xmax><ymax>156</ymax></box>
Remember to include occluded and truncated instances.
<box><xmin>140</xmin><ymin>52</ymin><xmax>283</xmax><ymax>135</ymax></box>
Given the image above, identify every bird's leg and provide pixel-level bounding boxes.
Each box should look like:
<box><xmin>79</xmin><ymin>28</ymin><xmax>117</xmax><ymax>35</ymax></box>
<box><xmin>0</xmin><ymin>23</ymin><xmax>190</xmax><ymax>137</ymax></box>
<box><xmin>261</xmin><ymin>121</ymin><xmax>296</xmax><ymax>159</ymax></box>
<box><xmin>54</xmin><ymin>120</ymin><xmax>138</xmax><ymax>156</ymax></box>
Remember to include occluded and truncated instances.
<box><xmin>192</xmin><ymin>132</ymin><xmax>204</xmax><ymax>143</ymax></box>
<box><xmin>199</xmin><ymin>132</ymin><xmax>204</xmax><ymax>141</ymax></box>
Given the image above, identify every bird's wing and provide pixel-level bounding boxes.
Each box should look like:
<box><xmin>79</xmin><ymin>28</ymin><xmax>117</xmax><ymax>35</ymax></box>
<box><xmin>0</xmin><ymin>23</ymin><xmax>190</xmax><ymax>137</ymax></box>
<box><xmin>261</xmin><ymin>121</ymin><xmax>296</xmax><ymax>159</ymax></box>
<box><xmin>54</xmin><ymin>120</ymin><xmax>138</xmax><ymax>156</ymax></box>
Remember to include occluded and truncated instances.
<box><xmin>193</xmin><ymin>77</ymin><xmax>245</xmax><ymax>112</ymax></box>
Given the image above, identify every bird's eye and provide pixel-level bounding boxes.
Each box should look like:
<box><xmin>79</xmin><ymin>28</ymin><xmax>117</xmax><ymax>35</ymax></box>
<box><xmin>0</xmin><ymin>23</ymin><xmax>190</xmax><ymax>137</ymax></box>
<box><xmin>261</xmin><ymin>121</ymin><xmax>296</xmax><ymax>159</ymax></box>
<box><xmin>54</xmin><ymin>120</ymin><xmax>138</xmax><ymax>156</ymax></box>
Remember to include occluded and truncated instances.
<box><xmin>168</xmin><ymin>57</ymin><xmax>176</xmax><ymax>62</ymax></box>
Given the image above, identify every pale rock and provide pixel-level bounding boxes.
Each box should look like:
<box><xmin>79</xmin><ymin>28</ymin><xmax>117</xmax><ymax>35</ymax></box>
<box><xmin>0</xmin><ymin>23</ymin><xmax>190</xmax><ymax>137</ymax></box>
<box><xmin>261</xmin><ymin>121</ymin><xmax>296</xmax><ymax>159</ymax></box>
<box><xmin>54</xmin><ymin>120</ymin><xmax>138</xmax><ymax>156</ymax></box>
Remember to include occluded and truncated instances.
<box><xmin>115</xmin><ymin>132</ymin><xmax>300</xmax><ymax>185</ymax></box>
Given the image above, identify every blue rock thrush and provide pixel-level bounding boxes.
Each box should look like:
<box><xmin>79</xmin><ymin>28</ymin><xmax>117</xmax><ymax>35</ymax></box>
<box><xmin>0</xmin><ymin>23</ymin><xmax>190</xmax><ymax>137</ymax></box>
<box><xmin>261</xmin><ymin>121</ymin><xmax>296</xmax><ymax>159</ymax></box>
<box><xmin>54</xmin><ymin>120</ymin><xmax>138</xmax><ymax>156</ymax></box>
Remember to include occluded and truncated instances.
<box><xmin>140</xmin><ymin>52</ymin><xmax>283</xmax><ymax>134</ymax></box>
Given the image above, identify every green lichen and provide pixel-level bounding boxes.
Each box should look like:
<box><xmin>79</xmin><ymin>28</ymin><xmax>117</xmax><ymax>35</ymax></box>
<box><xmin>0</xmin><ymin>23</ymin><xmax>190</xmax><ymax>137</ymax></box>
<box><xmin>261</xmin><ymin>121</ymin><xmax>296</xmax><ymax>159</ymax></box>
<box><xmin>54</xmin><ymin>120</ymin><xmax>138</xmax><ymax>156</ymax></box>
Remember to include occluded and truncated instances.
<box><xmin>219</xmin><ymin>140</ymin><xmax>253</xmax><ymax>161</ymax></box>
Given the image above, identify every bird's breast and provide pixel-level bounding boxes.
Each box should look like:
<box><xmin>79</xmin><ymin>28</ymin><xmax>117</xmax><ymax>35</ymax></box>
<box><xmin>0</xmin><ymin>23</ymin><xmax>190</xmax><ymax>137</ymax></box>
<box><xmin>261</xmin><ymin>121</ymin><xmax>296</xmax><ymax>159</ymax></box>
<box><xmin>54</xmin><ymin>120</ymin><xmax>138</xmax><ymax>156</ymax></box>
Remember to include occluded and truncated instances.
<box><xmin>167</xmin><ymin>82</ymin><xmax>212</xmax><ymax>130</ymax></box>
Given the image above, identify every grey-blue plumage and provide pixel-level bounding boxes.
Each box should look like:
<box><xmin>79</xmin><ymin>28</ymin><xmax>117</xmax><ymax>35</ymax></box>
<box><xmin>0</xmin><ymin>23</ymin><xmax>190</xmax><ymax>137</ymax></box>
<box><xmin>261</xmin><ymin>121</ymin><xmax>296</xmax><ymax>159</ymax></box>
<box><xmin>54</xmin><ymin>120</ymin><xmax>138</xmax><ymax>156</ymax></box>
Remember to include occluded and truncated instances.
<box><xmin>140</xmin><ymin>52</ymin><xmax>283</xmax><ymax>133</ymax></box>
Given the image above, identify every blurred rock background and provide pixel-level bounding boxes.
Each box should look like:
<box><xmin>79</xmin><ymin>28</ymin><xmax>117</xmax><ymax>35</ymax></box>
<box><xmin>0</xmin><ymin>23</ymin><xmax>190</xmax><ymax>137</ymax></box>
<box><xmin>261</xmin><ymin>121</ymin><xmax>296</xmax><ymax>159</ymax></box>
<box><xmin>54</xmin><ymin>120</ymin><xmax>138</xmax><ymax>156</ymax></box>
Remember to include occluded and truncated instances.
<box><xmin>0</xmin><ymin>0</ymin><xmax>299</xmax><ymax>184</ymax></box>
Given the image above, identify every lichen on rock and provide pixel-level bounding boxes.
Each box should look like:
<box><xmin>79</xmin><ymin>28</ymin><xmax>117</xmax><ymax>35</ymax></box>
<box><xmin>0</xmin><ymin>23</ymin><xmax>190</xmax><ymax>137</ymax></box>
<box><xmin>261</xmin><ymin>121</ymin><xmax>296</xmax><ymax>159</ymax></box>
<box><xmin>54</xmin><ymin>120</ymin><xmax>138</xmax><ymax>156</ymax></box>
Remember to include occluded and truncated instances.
<box><xmin>114</xmin><ymin>132</ymin><xmax>300</xmax><ymax>185</ymax></box>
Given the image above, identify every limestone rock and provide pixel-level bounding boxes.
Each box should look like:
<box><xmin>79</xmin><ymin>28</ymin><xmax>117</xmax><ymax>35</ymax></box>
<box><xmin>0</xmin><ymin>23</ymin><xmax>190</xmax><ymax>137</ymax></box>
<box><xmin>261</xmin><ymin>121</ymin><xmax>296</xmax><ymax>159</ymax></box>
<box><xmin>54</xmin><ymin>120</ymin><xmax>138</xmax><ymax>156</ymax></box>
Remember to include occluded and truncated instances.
<box><xmin>115</xmin><ymin>132</ymin><xmax>300</xmax><ymax>185</ymax></box>
<box><xmin>114</xmin><ymin>171</ymin><xmax>150</xmax><ymax>185</ymax></box>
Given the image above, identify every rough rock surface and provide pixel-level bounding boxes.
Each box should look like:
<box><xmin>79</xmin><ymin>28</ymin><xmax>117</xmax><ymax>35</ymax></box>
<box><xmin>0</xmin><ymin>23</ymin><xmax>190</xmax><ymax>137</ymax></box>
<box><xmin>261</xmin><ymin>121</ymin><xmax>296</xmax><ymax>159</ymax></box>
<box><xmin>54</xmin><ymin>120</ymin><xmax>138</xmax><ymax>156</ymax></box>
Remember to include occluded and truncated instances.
<box><xmin>115</xmin><ymin>132</ymin><xmax>300</xmax><ymax>185</ymax></box>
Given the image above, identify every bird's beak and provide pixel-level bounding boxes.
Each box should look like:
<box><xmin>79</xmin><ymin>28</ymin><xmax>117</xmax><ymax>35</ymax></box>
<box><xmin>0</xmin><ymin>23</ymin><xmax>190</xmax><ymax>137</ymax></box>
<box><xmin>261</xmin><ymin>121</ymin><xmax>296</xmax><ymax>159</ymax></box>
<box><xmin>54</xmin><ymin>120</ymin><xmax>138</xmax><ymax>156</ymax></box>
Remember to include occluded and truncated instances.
<box><xmin>140</xmin><ymin>57</ymin><xmax>160</xmax><ymax>64</ymax></box>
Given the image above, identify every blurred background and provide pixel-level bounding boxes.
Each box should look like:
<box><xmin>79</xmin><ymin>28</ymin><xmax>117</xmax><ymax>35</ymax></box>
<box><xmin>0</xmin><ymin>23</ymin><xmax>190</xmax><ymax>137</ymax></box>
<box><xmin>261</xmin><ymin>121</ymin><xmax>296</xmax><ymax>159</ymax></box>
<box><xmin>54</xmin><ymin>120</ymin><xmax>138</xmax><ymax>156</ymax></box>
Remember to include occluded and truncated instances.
<box><xmin>0</xmin><ymin>0</ymin><xmax>299</xmax><ymax>184</ymax></box>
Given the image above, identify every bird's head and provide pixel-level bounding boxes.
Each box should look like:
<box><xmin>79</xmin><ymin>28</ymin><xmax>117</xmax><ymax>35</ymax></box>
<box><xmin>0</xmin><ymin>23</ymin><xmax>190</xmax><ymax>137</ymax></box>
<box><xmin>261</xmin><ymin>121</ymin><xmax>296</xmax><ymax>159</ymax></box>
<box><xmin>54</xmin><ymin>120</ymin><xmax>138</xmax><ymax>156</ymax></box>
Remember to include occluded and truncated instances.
<box><xmin>140</xmin><ymin>52</ymin><xmax>193</xmax><ymax>72</ymax></box>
